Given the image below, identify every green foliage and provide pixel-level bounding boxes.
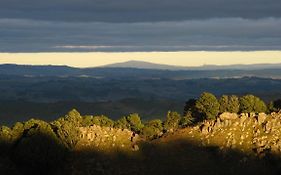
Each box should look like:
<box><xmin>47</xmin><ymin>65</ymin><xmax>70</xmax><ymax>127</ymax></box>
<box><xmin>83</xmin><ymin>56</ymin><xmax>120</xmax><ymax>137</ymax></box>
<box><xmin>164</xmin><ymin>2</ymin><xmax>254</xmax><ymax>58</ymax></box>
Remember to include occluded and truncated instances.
<box><xmin>268</xmin><ymin>99</ymin><xmax>281</xmax><ymax>112</ymax></box>
<box><xmin>195</xmin><ymin>92</ymin><xmax>220</xmax><ymax>120</ymax></box>
<box><xmin>126</xmin><ymin>113</ymin><xmax>144</xmax><ymax>133</ymax></box>
<box><xmin>82</xmin><ymin>115</ymin><xmax>115</xmax><ymax>127</ymax></box>
<box><xmin>114</xmin><ymin>114</ymin><xmax>144</xmax><ymax>133</ymax></box>
<box><xmin>219</xmin><ymin>95</ymin><xmax>240</xmax><ymax>113</ymax></box>
<box><xmin>51</xmin><ymin>109</ymin><xmax>82</xmax><ymax>149</ymax></box>
<box><xmin>0</xmin><ymin>126</ymin><xmax>13</xmax><ymax>154</ymax></box>
<box><xmin>114</xmin><ymin>116</ymin><xmax>130</xmax><ymax>129</ymax></box>
<box><xmin>164</xmin><ymin>111</ymin><xmax>181</xmax><ymax>131</ymax></box>
<box><xmin>179</xmin><ymin>112</ymin><xmax>194</xmax><ymax>128</ymax></box>
<box><xmin>92</xmin><ymin>115</ymin><xmax>114</xmax><ymax>127</ymax></box>
<box><xmin>239</xmin><ymin>95</ymin><xmax>267</xmax><ymax>113</ymax></box>
<box><xmin>183</xmin><ymin>99</ymin><xmax>197</xmax><ymax>116</ymax></box>
<box><xmin>63</xmin><ymin>109</ymin><xmax>83</xmax><ymax>127</ymax></box>
<box><xmin>13</xmin><ymin>120</ymin><xmax>66</xmax><ymax>174</ymax></box>
<box><xmin>141</xmin><ymin>119</ymin><xmax>163</xmax><ymax>139</ymax></box>
<box><xmin>10</xmin><ymin>122</ymin><xmax>24</xmax><ymax>142</ymax></box>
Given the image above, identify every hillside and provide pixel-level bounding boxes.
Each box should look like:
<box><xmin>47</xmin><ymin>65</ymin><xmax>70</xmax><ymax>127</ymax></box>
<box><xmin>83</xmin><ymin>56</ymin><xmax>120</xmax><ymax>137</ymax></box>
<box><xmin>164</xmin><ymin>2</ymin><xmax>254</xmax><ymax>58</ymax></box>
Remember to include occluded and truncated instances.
<box><xmin>2</xmin><ymin>110</ymin><xmax>281</xmax><ymax>175</ymax></box>
<box><xmin>71</xmin><ymin>112</ymin><xmax>281</xmax><ymax>175</ymax></box>
<box><xmin>1</xmin><ymin>64</ymin><xmax>281</xmax><ymax>79</ymax></box>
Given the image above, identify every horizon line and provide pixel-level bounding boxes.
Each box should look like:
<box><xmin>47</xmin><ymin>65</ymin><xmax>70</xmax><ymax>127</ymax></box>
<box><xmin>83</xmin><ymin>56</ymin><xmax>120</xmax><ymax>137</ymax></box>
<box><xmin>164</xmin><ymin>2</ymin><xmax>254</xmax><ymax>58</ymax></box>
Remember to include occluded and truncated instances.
<box><xmin>0</xmin><ymin>51</ymin><xmax>281</xmax><ymax>68</ymax></box>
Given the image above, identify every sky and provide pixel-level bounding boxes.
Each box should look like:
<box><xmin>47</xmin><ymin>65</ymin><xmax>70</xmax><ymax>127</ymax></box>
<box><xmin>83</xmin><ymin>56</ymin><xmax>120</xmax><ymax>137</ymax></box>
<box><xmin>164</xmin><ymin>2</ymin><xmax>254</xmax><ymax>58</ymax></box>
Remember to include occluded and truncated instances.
<box><xmin>0</xmin><ymin>0</ymin><xmax>281</xmax><ymax>66</ymax></box>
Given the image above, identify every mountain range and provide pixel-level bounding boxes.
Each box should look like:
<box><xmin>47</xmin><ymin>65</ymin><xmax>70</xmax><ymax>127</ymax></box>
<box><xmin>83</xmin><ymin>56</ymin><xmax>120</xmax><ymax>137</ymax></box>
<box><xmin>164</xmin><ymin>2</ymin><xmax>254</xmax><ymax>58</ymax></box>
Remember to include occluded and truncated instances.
<box><xmin>0</xmin><ymin>61</ymin><xmax>281</xmax><ymax>79</ymax></box>
<box><xmin>103</xmin><ymin>60</ymin><xmax>281</xmax><ymax>70</ymax></box>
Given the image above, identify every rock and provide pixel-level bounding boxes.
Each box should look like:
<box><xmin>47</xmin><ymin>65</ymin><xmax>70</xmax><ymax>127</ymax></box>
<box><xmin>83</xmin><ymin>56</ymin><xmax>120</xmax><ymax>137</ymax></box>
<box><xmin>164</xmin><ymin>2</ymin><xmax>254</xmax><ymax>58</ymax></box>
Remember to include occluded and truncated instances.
<box><xmin>240</xmin><ymin>114</ymin><xmax>248</xmax><ymax>124</ymax></box>
<box><xmin>219</xmin><ymin>112</ymin><xmax>238</xmax><ymax>121</ymax></box>
<box><xmin>132</xmin><ymin>144</ymin><xmax>139</xmax><ymax>151</ymax></box>
<box><xmin>201</xmin><ymin>125</ymin><xmax>209</xmax><ymax>135</ymax></box>
<box><xmin>257</xmin><ymin>113</ymin><xmax>267</xmax><ymax>125</ymax></box>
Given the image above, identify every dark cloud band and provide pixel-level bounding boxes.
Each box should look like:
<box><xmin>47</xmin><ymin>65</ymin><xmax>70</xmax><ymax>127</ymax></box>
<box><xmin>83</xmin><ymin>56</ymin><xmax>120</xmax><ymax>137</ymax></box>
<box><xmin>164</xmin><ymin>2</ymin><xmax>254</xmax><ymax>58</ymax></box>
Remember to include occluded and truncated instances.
<box><xmin>0</xmin><ymin>18</ymin><xmax>281</xmax><ymax>52</ymax></box>
<box><xmin>0</xmin><ymin>0</ymin><xmax>281</xmax><ymax>22</ymax></box>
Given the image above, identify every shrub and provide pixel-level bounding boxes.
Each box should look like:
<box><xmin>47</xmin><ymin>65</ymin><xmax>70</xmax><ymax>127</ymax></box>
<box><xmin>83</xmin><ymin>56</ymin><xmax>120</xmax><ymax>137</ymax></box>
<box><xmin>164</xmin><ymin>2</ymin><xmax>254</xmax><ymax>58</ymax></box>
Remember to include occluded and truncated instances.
<box><xmin>164</xmin><ymin>111</ymin><xmax>181</xmax><ymax>131</ymax></box>
<box><xmin>219</xmin><ymin>95</ymin><xmax>240</xmax><ymax>113</ymax></box>
<box><xmin>83</xmin><ymin>115</ymin><xmax>114</xmax><ymax>127</ymax></box>
<box><xmin>12</xmin><ymin>120</ymin><xmax>66</xmax><ymax>175</ymax></box>
<box><xmin>268</xmin><ymin>99</ymin><xmax>281</xmax><ymax>112</ymax></box>
<box><xmin>195</xmin><ymin>92</ymin><xmax>220</xmax><ymax>120</ymax></box>
<box><xmin>51</xmin><ymin>109</ymin><xmax>82</xmax><ymax>149</ymax></box>
<box><xmin>0</xmin><ymin>126</ymin><xmax>13</xmax><ymax>154</ymax></box>
<box><xmin>126</xmin><ymin>113</ymin><xmax>144</xmax><ymax>133</ymax></box>
<box><xmin>114</xmin><ymin>116</ymin><xmax>130</xmax><ymax>129</ymax></box>
<box><xmin>141</xmin><ymin>119</ymin><xmax>163</xmax><ymax>139</ymax></box>
<box><xmin>179</xmin><ymin>112</ymin><xmax>194</xmax><ymax>128</ymax></box>
<box><xmin>239</xmin><ymin>95</ymin><xmax>267</xmax><ymax>113</ymax></box>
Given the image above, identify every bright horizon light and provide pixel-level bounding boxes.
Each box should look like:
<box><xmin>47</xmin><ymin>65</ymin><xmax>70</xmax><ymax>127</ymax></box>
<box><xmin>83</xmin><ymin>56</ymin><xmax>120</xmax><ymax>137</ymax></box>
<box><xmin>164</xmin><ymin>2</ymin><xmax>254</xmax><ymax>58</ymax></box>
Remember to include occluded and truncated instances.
<box><xmin>0</xmin><ymin>51</ymin><xmax>281</xmax><ymax>68</ymax></box>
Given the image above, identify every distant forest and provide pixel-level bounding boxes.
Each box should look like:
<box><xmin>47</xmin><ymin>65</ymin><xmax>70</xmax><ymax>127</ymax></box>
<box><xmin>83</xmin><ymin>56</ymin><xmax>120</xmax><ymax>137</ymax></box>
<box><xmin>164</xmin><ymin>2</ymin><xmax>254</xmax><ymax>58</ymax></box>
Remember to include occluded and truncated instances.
<box><xmin>0</xmin><ymin>65</ymin><xmax>281</xmax><ymax>125</ymax></box>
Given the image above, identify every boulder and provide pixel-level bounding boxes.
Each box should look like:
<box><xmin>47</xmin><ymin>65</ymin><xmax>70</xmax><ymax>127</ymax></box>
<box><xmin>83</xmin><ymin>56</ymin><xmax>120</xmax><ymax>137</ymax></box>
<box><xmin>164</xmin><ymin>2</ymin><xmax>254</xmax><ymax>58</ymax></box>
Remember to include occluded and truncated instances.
<box><xmin>257</xmin><ymin>113</ymin><xmax>267</xmax><ymax>125</ymax></box>
<box><xmin>132</xmin><ymin>144</ymin><xmax>139</xmax><ymax>151</ymax></box>
<box><xmin>240</xmin><ymin>114</ymin><xmax>248</xmax><ymax>123</ymax></box>
<box><xmin>219</xmin><ymin>112</ymin><xmax>238</xmax><ymax>121</ymax></box>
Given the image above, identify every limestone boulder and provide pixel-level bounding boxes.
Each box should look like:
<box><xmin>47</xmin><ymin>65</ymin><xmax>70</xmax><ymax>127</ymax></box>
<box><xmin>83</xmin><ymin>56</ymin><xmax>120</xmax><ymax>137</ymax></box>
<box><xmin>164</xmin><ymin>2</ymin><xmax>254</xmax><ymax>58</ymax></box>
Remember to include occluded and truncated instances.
<box><xmin>219</xmin><ymin>112</ymin><xmax>238</xmax><ymax>121</ymax></box>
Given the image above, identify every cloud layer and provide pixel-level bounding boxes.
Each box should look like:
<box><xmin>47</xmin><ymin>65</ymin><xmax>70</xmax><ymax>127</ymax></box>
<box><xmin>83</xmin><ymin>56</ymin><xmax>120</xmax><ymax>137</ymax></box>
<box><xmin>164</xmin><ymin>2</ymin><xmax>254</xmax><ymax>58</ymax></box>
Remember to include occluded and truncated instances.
<box><xmin>0</xmin><ymin>0</ymin><xmax>281</xmax><ymax>22</ymax></box>
<box><xmin>0</xmin><ymin>0</ymin><xmax>280</xmax><ymax>52</ymax></box>
<box><xmin>0</xmin><ymin>18</ymin><xmax>281</xmax><ymax>52</ymax></box>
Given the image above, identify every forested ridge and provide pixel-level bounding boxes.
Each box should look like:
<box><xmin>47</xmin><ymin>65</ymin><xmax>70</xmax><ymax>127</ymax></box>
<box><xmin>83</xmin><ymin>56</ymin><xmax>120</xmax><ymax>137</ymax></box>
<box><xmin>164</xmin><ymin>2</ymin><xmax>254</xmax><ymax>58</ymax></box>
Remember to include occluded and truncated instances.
<box><xmin>1</xmin><ymin>92</ymin><xmax>281</xmax><ymax>175</ymax></box>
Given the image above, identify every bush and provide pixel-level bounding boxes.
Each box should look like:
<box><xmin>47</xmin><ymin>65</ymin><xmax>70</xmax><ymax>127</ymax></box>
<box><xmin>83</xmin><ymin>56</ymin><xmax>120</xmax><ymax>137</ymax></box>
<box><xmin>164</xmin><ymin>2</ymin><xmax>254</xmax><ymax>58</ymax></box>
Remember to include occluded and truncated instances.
<box><xmin>219</xmin><ymin>95</ymin><xmax>240</xmax><ymax>113</ymax></box>
<box><xmin>179</xmin><ymin>112</ymin><xmax>194</xmax><ymax>128</ymax></box>
<box><xmin>0</xmin><ymin>126</ymin><xmax>13</xmax><ymax>154</ymax></box>
<box><xmin>239</xmin><ymin>95</ymin><xmax>267</xmax><ymax>113</ymax></box>
<box><xmin>164</xmin><ymin>111</ymin><xmax>181</xmax><ymax>131</ymax></box>
<box><xmin>114</xmin><ymin>116</ymin><xmax>130</xmax><ymax>129</ymax></box>
<box><xmin>114</xmin><ymin>114</ymin><xmax>144</xmax><ymax>133</ymax></box>
<box><xmin>51</xmin><ymin>109</ymin><xmax>82</xmax><ymax>149</ymax></box>
<box><xmin>12</xmin><ymin>120</ymin><xmax>66</xmax><ymax>175</ymax></box>
<box><xmin>126</xmin><ymin>113</ymin><xmax>144</xmax><ymax>133</ymax></box>
<box><xmin>183</xmin><ymin>99</ymin><xmax>197</xmax><ymax>116</ymax></box>
<box><xmin>195</xmin><ymin>92</ymin><xmax>220</xmax><ymax>120</ymax></box>
<box><xmin>268</xmin><ymin>99</ymin><xmax>281</xmax><ymax>112</ymax></box>
<box><xmin>82</xmin><ymin>115</ymin><xmax>114</xmax><ymax>127</ymax></box>
<box><xmin>141</xmin><ymin>119</ymin><xmax>163</xmax><ymax>139</ymax></box>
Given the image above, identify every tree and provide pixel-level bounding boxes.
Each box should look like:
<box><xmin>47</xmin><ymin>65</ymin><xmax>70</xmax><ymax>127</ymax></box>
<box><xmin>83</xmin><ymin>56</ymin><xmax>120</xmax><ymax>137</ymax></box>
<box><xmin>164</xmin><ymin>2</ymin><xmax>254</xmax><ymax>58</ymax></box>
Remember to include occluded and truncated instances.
<box><xmin>126</xmin><ymin>113</ymin><xmax>144</xmax><ymax>133</ymax></box>
<box><xmin>239</xmin><ymin>94</ymin><xmax>267</xmax><ymax>113</ymax></box>
<box><xmin>183</xmin><ymin>99</ymin><xmax>197</xmax><ymax>116</ymax></box>
<box><xmin>10</xmin><ymin>122</ymin><xmax>24</xmax><ymax>142</ymax></box>
<box><xmin>114</xmin><ymin>116</ymin><xmax>130</xmax><ymax>129</ymax></box>
<box><xmin>92</xmin><ymin>115</ymin><xmax>114</xmax><ymax>127</ymax></box>
<box><xmin>63</xmin><ymin>109</ymin><xmax>83</xmax><ymax>127</ymax></box>
<box><xmin>83</xmin><ymin>115</ymin><xmax>114</xmax><ymax>127</ymax></box>
<box><xmin>228</xmin><ymin>95</ymin><xmax>240</xmax><ymax>113</ymax></box>
<box><xmin>195</xmin><ymin>92</ymin><xmax>220</xmax><ymax>120</ymax></box>
<box><xmin>141</xmin><ymin>119</ymin><xmax>163</xmax><ymax>139</ymax></box>
<box><xmin>51</xmin><ymin>109</ymin><xmax>82</xmax><ymax>149</ymax></box>
<box><xmin>179</xmin><ymin>112</ymin><xmax>194</xmax><ymax>128</ymax></box>
<box><xmin>268</xmin><ymin>99</ymin><xmax>281</xmax><ymax>112</ymax></box>
<box><xmin>219</xmin><ymin>95</ymin><xmax>229</xmax><ymax>113</ymax></box>
<box><xmin>0</xmin><ymin>126</ymin><xmax>12</xmax><ymax>154</ymax></box>
<box><xmin>219</xmin><ymin>95</ymin><xmax>240</xmax><ymax>113</ymax></box>
<box><xmin>12</xmin><ymin>120</ymin><xmax>66</xmax><ymax>175</ymax></box>
<box><xmin>164</xmin><ymin>111</ymin><xmax>181</xmax><ymax>131</ymax></box>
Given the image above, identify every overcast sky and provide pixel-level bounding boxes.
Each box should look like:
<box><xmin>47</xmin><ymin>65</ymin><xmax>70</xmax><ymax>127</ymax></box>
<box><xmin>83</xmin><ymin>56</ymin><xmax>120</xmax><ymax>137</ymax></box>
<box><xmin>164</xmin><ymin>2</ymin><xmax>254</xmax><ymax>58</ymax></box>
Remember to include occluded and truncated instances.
<box><xmin>0</xmin><ymin>0</ymin><xmax>281</xmax><ymax>52</ymax></box>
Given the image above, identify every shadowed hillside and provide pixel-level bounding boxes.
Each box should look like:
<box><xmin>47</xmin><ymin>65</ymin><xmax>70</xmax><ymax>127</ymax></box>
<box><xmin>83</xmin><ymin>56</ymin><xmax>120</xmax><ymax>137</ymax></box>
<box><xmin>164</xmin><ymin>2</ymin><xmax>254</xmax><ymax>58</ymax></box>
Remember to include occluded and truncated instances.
<box><xmin>2</xmin><ymin>93</ymin><xmax>281</xmax><ymax>174</ymax></box>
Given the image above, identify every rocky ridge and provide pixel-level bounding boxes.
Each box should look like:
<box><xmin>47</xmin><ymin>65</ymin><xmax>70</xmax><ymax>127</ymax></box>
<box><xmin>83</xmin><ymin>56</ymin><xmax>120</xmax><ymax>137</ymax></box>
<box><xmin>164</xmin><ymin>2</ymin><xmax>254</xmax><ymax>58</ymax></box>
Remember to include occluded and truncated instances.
<box><xmin>77</xmin><ymin>125</ymin><xmax>140</xmax><ymax>151</ymax></box>
<box><xmin>187</xmin><ymin>111</ymin><xmax>281</xmax><ymax>158</ymax></box>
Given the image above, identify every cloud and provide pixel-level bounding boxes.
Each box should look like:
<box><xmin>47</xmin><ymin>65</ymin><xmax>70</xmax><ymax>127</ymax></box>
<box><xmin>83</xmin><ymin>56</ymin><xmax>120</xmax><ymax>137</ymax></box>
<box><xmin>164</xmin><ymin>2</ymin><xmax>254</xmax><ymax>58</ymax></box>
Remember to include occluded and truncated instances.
<box><xmin>0</xmin><ymin>18</ymin><xmax>281</xmax><ymax>52</ymax></box>
<box><xmin>0</xmin><ymin>0</ymin><xmax>280</xmax><ymax>22</ymax></box>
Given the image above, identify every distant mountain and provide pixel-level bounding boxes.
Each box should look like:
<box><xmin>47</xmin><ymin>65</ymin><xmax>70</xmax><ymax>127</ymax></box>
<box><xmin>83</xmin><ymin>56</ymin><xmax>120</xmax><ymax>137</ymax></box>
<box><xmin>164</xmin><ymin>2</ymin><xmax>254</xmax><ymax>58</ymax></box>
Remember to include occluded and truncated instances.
<box><xmin>0</xmin><ymin>63</ymin><xmax>281</xmax><ymax>79</ymax></box>
<box><xmin>103</xmin><ymin>60</ymin><xmax>186</xmax><ymax>70</ymax></box>
<box><xmin>103</xmin><ymin>60</ymin><xmax>281</xmax><ymax>70</ymax></box>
